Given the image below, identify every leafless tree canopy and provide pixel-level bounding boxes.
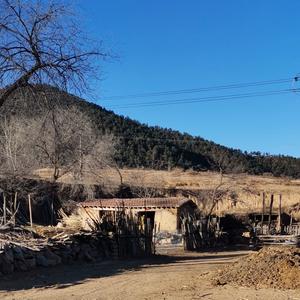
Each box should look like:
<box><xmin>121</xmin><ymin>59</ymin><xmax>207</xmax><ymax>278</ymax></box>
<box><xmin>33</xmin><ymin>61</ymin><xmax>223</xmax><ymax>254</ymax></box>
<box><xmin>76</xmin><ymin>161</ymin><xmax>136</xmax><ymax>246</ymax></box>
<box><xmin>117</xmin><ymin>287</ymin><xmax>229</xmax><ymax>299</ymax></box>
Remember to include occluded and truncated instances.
<box><xmin>34</xmin><ymin>106</ymin><xmax>116</xmax><ymax>182</ymax></box>
<box><xmin>0</xmin><ymin>115</ymin><xmax>39</xmax><ymax>177</ymax></box>
<box><xmin>0</xmin><ymin>106</ymin><xmax>117</xmax><ymax>186</ymax></box>
<box><xmin>0</xmin><ymin>0</ymin><xmax>107</xmax><ymax>108</ymax></box>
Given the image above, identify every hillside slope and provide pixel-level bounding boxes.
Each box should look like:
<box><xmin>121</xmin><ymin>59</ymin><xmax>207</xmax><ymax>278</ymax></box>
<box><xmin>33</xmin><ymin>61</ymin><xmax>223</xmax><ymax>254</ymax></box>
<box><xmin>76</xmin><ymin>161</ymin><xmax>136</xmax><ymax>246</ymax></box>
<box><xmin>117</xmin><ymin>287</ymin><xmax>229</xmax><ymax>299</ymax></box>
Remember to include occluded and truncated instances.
<box><xmin>1</xmin><ymin>85</ymin><xmax>300</xmax><ymax>178</ymax></box>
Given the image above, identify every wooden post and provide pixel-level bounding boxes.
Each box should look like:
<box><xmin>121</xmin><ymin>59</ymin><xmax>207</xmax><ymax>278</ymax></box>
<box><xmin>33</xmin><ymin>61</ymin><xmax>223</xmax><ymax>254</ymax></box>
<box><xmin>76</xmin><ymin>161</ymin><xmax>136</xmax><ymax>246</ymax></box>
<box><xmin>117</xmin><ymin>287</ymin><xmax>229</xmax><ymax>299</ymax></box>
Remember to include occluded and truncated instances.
<box><xmin>277</xmin><ymin>194</ymin><xmax>282</xmax><ymax>233</ymax></box>
<box><xmin>28</xmin><ymin>194</ymin><xmax>33</xmax><ymax>227</ymax></box>
<box><xmin>268</xmin><ymin>194</ymin><xmax>274</xmax><ymax>232</ymax></box>
<box><xmin>13</xmin><ymin>192</ymin><xmax>17</xmax><ymax>226</ymax></box>
<box><xmin>261</xmin><ymin>192</ymin><xmax>265</xmax><ymax>224</ymax></box>
<box><xmin>3</xmin><ymin>194</ymin><xmax>6</xmax><ymax>224</ymax></box>
<box><xmin>51</xmin><ymin>198</ymin><xmax>54</xmax><ymax>226</ymax></box>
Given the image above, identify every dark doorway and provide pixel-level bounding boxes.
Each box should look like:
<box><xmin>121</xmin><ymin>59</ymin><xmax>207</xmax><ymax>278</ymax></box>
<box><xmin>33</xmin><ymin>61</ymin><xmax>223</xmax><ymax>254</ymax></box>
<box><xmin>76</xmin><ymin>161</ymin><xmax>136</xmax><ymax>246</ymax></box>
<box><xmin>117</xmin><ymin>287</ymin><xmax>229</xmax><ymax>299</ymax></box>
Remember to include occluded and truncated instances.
<box><xmin>138</xmin><ymin>211</ymin><xmax>155</xmax><ymax>234</ymax></box>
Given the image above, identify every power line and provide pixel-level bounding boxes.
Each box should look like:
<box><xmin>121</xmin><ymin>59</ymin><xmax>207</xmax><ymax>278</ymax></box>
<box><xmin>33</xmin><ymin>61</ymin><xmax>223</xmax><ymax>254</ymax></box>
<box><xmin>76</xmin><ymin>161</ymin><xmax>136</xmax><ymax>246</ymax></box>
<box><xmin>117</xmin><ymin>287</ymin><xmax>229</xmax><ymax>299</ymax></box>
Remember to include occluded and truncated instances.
<box><xmin>103</xmin><ymin>78</ymin><xmax>293</xmax><ymax>101</ymax></box>
<box><xmin>109</xmin><ymin>88</ymin><xmax>299</xmax><ymax>109</ymax></box>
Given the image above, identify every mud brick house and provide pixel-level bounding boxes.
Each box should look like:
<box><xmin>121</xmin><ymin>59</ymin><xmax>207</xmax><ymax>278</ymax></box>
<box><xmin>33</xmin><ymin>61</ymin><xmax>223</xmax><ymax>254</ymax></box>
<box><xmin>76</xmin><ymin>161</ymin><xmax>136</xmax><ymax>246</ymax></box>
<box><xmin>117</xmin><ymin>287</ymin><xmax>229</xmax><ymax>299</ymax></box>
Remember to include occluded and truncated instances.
<box><xmin>78</xmin><ymin>197</ymin><xmax>197</xmax><ymax>240</ymax></box>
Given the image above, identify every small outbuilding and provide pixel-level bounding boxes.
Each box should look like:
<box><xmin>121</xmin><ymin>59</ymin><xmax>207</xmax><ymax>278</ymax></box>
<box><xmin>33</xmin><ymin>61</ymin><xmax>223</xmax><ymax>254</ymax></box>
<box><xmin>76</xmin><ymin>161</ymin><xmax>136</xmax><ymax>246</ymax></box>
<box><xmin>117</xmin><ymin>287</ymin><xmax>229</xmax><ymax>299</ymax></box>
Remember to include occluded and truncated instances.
<box><xmin>78</xmin><ymin>197</ymin><xmax>198</xmax><ymax>244</ymax></box>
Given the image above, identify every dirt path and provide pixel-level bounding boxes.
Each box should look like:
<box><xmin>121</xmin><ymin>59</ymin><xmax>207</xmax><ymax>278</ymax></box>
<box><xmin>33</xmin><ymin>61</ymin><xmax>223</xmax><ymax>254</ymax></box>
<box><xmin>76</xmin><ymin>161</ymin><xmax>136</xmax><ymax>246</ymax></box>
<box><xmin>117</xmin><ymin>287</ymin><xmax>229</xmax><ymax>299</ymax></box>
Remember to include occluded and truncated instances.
<box><xmin>0</xmin><ymin>250</ymin><xmax>299</xmax><ymax>300</ymax></box>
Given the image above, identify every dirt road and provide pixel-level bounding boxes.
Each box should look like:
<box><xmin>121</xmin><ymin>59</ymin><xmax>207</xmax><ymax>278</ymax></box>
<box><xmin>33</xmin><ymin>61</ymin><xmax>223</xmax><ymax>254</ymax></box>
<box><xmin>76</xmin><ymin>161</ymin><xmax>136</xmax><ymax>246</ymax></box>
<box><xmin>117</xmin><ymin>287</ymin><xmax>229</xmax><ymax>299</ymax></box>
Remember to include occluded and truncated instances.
<box><xmin>0</xmin><ymin>249</ymin><xmax>299</xmax><ymax>300</ymax></box>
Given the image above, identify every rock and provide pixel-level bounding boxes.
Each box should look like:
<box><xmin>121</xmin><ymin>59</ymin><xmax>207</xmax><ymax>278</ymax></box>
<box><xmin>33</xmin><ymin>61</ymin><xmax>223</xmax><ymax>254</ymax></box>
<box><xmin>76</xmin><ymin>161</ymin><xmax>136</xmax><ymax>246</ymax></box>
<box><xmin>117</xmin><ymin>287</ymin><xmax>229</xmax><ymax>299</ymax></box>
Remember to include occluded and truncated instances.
<box><xmin>13</xmin><ymin>247</ymin><xmax>24</xmax><ymax>260</ymax></box>
<box><xmin>83</xmin><ymin>249</ymin><xmax>94</xmax><ymax>262</ymax></box>
<box><xmin>25</xmin><ymin>257</ymin><xmax>36</xmax><ymax>269</ymax></box>
<box><xmin>2</xmin><ymin>256</ymin><xmax>14</xmax><ymax>274</ymax></box>
<box><xmin>44</xmin><ymin>249</ymin><xmax>61</xmax><ymax>265</ymax></box>
<box><xmin>36</xmin><ymin>253</ymin><xmax>49</xmax><ymax>267</ymax></box>
<box><xmin>59</xmin><ymin>249</ymin><xmax>74</xmax><ymax>264</ymax></box>
<box><xmin>36</xmin><ymin>250</ymin><xmax>62</xmax><ymax>267</ymax></box>
<box><xmin>22</xmin><ymin>249</ymin><xmax>35</xmax><ymax>259</ymax></box>
<box><xmin>14</xmin><ymin>259</ymin><xmax>28</xmax><ymax>272</ymax></box>
<box><xmin>72</xmin><ymin>244</ymin><xmax>81</xmax><ymax>255</ymax></box>
<box><xmin>0</xmin><ymin>248</ymin><xmax>15</xmax><ymax>274</ymax></box>
<box><xmin>4</xmin><ymin>248</ymin><xmax>14</xmax><ymax>263</ymax></box>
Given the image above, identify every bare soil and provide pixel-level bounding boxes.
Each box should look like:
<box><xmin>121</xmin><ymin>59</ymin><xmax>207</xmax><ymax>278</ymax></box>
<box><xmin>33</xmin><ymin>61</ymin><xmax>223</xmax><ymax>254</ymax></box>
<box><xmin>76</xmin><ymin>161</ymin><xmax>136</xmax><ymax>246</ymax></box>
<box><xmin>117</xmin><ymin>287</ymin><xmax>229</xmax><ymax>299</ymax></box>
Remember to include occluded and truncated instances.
<box><xmin>0</xmin><ymin>249</ymin><xmax>299</xmax><ymax>300</ymax></box>
<box><xmin>213</xmin><ymin>246</ymin><xmax>300</xmax><ymax>290</ymax></box>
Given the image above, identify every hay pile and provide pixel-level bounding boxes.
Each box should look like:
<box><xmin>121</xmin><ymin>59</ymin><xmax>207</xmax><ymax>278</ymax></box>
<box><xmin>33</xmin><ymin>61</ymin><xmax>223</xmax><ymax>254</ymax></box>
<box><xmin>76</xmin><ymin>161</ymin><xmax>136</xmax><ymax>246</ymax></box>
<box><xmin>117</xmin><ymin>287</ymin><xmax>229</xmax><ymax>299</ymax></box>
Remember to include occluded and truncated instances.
<box><xmin>213</xmin><ymin>247</ymin><xmax>300</xmax><ymax>289</ymax></box>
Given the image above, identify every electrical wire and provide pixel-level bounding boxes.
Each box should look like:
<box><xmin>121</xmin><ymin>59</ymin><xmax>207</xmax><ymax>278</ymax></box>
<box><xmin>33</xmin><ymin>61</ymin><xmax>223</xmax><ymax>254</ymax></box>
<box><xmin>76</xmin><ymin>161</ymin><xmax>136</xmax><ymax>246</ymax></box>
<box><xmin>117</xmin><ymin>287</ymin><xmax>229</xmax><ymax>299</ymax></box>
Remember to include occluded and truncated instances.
<box><xmin>108</xmin><ymin>88</ymin><xmax>299</xmax><ymax>109</ymax></box>
<box><xmin>103</xmin><ymin>78</ymin><xmax>293</xmax><ymax>101</ymax></box>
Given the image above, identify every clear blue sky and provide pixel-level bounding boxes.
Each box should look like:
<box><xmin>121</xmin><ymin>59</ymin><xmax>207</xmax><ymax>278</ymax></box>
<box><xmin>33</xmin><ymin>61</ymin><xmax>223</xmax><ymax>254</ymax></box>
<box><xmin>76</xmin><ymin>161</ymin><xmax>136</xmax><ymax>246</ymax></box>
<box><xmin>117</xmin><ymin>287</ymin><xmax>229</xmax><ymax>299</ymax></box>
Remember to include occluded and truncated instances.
<box><xmin>76</xmin><ymin>1</ymin><xmax>300</xmax><ymax>157</ymax></box>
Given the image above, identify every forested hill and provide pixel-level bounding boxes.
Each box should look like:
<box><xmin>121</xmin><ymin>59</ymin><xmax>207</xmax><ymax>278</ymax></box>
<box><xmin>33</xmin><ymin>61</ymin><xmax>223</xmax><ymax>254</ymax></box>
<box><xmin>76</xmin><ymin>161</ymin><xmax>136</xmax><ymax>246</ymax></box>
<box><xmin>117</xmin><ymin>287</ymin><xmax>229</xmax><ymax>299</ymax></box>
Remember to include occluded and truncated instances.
<box><xmin>2</xmin><ymin>86</ymin><xmax>300</xmax><ymax>178</ymax></box>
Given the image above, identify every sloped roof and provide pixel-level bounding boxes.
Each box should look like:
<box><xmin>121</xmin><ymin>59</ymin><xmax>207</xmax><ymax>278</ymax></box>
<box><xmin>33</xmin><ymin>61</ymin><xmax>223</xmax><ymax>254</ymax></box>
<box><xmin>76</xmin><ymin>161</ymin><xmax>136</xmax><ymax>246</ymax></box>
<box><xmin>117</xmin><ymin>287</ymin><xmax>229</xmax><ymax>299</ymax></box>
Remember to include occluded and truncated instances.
<box><xmin>79</xmin><ymin>197</ymin><xmax>194</xmax><ymax>209</ymax></box>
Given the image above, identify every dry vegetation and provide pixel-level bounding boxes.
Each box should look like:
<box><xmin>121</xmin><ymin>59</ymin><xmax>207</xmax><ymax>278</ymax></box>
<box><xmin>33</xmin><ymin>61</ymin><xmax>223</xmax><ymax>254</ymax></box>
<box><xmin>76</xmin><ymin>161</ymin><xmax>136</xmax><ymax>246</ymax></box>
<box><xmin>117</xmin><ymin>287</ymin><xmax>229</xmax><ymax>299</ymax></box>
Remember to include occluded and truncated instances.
<box><xmin>36</xmin><ymin>167</ymin><xmax>300</xmax><ymax>216</ymax></box>
<box><xmin>119</xmin><ymin>169</ymin><xmax>300</xmax><ymax>214</ymax></box>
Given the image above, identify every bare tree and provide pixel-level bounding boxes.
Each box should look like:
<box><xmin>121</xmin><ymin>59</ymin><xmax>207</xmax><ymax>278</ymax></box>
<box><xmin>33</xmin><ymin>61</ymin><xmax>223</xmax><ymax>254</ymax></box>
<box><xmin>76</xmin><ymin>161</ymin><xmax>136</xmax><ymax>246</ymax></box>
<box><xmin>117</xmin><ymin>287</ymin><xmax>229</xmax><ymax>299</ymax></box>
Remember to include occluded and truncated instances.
<box><xmin>0</xmin><ymin>115</ymin><xmax>40</xmax><ymax>225</ymax></box>
<box><xmin>205</xmin><ymin>170</ymin><xmax>229</xmax><ymax>217</ymax></box>
<box><xmin>129</xmin><ymin>172</ymin><xmax>165</xmax><ymax>198</ymax></box>
<box><xmin>0</xmin><ymin>115</ymin><xmax>38</xmax><ymax>178</ymax></box>
<box><xmin>33</xmin><ymin>106</ymin><xmax>113</xmax><ymax>183</ymax></box>
<box><xmin>186</xmin><ymin>166</ymin><xmax>236</xmax><ymax>218</ymax></box>
<box><xmin>0</xmin><ymin>104</ymin><xmax>116</xmax><ymax>182</ymax></box>
<box><xmin>0</xmin><ymin>105</ymin><xmax>117</xmax><ymax>226</ymax></box>
<box><xmin>0</xmin><ymin>0</ymin><xmax>107</xmax><ymax>108</ymax></box>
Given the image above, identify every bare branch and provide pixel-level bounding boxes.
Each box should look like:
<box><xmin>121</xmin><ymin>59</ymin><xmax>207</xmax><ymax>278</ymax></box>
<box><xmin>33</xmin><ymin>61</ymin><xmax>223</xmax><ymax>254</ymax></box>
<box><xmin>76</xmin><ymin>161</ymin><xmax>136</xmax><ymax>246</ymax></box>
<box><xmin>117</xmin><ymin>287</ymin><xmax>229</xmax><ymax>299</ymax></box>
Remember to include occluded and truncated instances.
<box><xmin>0</xmin><ymin>0</ymin><xmax>108</xmax><ymax>108</ymax></box>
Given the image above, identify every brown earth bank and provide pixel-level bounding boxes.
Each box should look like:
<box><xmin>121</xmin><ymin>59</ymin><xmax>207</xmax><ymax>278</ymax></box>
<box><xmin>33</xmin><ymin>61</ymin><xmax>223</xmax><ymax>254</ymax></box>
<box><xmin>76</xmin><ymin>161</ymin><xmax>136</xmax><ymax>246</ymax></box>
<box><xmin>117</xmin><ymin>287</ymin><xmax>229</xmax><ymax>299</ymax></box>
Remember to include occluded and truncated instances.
<box><xmin>0</xmin><ymin>249</ymin><xmax>299</xmax><ymax>300</ymax></box>
<box><xmin>213</xmin><ymin>246</ymin><xmax>300</xmax><ymax>289</ymax></box>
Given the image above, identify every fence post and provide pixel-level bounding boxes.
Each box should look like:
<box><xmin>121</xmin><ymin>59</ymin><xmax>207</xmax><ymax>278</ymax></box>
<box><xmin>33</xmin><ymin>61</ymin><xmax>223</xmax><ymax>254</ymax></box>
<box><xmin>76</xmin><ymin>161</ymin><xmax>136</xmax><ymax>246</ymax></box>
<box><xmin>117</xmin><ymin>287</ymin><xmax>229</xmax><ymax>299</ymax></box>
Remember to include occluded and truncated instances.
<box><xmin>3</xmin><ymin>194</ymin><xmax>6</xmax><ymax>224</ymax></box>
<box><xmin>268</xmin><ymin>194</ymin><xmax>274</xmax><ymax>232</ymax></box>
<box><xmin>28</xmin><ymin>194</ymin><xmax>33</xmax><ymax>227</ymax></box>
<box><xmin>277</xmin><ymin>194</ymin><xmax>282</xmax><ymax>233</ymax></box>
<box><xmin>13</xmin><ymin>192</ymin><xmax>18</xmax><ymax>226</ymax></box>
<box><xmin>261</xmin><ymin>192</ymin><xmax>265</xmax><ymax>225</ymax></box>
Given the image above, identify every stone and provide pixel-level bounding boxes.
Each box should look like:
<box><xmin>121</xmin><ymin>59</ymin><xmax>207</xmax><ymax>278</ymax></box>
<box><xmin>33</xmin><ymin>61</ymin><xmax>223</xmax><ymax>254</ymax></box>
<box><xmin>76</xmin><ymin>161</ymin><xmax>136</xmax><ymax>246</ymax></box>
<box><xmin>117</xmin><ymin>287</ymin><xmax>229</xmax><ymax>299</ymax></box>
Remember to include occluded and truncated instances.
<box><xmin>22</xmin><ymin>249</ymin><xmax>35</xmax><ymax>259</ymax></box>
<box><xmin>47</xmin><ymin>258</ymin><xmax>59</xmax><ymax>266</ymax></box>
<box><xmin>44</xmin><ymin>249</ymin><xmax>62</xmax><ymax>265</ymax></box>
<box><xmin>13</xmin><ymin>247</ymin><xmax>24</xmax><ymax>260</ymax></box>
<box><xmin>2</xmin><ymin>256</ymin><xmax>14</xmax><ymax>274</ymax></box>
<box><xmin>14</xmin><ymin>260</ymin><xmax>28</xmax><ymax>272</ymax></box>
<box><xmin>25</xmin><ymin>257</ymin><xmax>36</xmax><ymax>269</ymax></box>
<box><xmin>36</xmin><ymin>253</ymin><xmax>49</xmax><ymax>267</ymax></box>
<box><xmin>4</xmin><ymin>248</ymin><xmax>14</xmax><ymax>263</ymax></box>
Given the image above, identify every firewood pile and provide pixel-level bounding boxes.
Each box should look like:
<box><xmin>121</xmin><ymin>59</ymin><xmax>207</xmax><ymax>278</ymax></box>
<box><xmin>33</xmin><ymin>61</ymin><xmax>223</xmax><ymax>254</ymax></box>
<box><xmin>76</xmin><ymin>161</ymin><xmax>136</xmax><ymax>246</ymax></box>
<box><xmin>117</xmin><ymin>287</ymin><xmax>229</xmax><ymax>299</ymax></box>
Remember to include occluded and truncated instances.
<box><xmin>0</xmin><ymin>225</ymin><xmax>119</xmax><ymax>275</ymax></box>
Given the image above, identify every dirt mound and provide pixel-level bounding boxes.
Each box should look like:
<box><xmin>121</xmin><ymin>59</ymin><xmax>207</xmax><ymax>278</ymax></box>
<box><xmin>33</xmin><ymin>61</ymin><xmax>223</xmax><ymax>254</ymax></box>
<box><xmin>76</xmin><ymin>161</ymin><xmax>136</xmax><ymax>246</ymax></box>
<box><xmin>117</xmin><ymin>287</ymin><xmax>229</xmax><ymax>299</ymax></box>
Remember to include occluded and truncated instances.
<box><xmin>212</xmin><ymin>247</ymin><xmax>300</xmax><ymax>289</ymax></box>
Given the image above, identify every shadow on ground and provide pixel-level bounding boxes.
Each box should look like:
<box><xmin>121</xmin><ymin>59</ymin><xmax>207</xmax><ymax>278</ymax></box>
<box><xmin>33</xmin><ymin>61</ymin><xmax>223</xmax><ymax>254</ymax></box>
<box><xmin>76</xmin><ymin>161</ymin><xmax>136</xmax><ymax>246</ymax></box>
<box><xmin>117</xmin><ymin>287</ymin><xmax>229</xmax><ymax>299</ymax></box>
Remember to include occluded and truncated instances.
<box><xmin>0</xmin><ymin>250</ymin><xmax>248</xmax><ymax>292</ymax></box>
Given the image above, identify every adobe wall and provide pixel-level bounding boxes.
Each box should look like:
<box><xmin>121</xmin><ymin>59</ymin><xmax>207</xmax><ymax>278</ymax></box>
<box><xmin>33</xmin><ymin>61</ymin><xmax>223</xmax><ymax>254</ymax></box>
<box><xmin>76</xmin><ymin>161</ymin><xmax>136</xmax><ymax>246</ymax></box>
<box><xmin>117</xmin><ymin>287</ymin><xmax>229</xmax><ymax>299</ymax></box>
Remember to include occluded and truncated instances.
<box><xmin>77</xmin><ymin>206</ymin><xmax>186</xmax><ymax>248</ymax></box>
<box><xmin>154</xmin><ymin>208</ymin><xmax>178</xmax><ymax>232</ymax></box>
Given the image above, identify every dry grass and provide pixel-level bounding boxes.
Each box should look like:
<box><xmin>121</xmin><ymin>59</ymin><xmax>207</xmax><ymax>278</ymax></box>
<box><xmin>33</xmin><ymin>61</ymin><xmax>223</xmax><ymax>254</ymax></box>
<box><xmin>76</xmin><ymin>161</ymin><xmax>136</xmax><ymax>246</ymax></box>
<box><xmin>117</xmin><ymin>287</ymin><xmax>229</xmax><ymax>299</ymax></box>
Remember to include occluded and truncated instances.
<box><xmin>34</xmin><ymin>167</ymin><xmax>300</xmax><ymax>216</ymax></box>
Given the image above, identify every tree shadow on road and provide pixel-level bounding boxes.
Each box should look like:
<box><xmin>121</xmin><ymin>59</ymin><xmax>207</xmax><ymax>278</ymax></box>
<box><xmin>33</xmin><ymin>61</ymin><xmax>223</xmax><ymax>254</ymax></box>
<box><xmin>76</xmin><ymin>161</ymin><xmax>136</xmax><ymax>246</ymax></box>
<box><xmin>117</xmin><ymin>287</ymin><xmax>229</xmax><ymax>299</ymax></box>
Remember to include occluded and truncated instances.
<box><xmin>0</xmin><ymin>250</ymin><xmax>248</xmax><ymax>292</ymax></box>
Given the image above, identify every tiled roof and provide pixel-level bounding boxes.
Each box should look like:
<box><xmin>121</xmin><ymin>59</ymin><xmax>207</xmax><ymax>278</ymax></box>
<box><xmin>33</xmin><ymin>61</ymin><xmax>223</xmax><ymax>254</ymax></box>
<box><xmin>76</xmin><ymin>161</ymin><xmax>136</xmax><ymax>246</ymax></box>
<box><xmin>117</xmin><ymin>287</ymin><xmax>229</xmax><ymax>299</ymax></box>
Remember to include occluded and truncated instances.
<box><xmin>79</xmin><ymin>197</ymin><xmax>194</xmax><ymax>209</ymax></box>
